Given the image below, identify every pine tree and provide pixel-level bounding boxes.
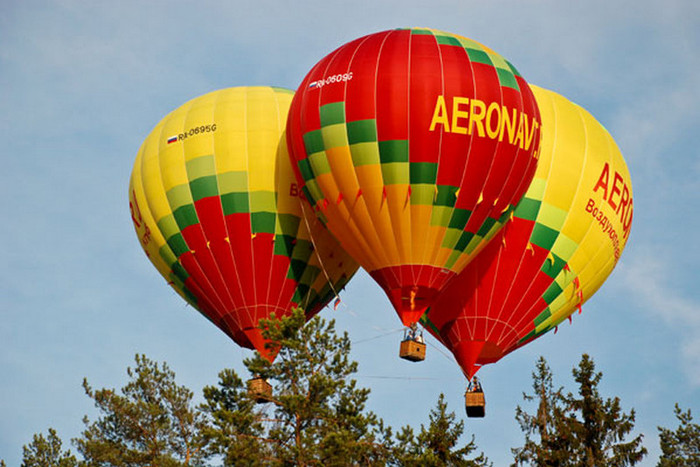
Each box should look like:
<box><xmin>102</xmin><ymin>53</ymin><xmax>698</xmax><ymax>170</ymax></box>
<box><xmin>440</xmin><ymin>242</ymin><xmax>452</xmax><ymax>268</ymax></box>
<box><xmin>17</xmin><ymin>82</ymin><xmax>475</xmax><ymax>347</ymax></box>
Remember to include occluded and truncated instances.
<box><xmin>74</xmin><ymin>354</ymin><xmax>208</xmax><ymax>466</ymax></box>
<box><xmin>657</xmin><ymin>403</ymin><xmax>700</xmax><ymax>466</ymax></box>
<box><xmin>512</xmin><ymin>355</ymin><xmax>646</xmax><ymax>467</ymax></box>
<box><xmin>565</xmin><ymin>354</ymin><xmax>646</xmax><ymax>466</ymax></box>
<box><xmin>395</xmin><ymin>393</ymin><xmax>490</xmax><ymax>466</ymax></box>
<box><xmin>21</xmin><ymin>428</ymin><xmax>78</xmax><ymax>467</ymax></box>
<box><xmin>512</xmin><ymin>357</ymin><xmax>573</xmax><ymax>466</ymax></box>
<box><xmin>201</xmin><ymin>308</ymin><xmax>393</xmax><ymax>466</ymax></box>
<box><xmin>200</xmin><ymin>368</ymin><xmax>270</xmax><ymax>465</ymax></box>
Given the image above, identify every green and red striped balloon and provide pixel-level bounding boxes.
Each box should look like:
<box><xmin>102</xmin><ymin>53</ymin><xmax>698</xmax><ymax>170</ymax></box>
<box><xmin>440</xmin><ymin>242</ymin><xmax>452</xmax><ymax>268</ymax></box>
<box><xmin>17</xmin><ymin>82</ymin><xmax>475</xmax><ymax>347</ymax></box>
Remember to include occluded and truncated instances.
<box><xmin>287</xmin><ymin>28</ymin><xmax>542</xmax><ymax>326</ymax></box>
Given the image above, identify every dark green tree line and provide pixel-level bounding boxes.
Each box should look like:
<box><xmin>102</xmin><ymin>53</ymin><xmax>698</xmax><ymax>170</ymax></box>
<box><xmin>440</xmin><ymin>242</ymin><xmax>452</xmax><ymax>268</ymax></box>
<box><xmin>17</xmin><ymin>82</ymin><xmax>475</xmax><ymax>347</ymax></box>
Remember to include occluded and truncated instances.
<box><xmin>16</xmin><ymin>310</ymin><xmax>696</xmax><ymax>466</ymax></box>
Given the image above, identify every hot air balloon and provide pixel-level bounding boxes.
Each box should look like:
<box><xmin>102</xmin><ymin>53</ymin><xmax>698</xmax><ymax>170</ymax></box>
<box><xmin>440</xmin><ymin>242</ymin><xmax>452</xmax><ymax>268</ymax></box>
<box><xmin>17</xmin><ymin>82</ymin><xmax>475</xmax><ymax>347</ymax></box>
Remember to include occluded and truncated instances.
<box><xmin>129</xmin><ymin>86</ymin><xmax>358</xmax><ymax>363</ymax></box>
<box><xmin>286</xmin><ymin>28</ymin><xmax>541</xmax><ymax>335</ymax></box>
<box><xmin>422</xmin><ymin>85</ymin><xmax>634</xmax><ymax>396</ymax></box>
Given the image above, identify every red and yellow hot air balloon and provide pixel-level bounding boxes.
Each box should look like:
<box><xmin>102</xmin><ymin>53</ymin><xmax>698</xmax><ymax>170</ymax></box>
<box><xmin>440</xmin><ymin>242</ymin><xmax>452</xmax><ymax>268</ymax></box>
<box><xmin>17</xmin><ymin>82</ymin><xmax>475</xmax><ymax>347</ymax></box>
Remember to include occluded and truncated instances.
<box><xmin>422</xmin><ymin>85</ymin><xmax>634</xmax><ymax>379</ymax></box>
<box><xmin>129</xmin><ymin>86</ymin><xmax>358</xmax><ymax>361</ymax></box>
<box><xmin>287</xmin><ymin>28</ymin><xmax>541</xmax><ymax>326</ymax></box>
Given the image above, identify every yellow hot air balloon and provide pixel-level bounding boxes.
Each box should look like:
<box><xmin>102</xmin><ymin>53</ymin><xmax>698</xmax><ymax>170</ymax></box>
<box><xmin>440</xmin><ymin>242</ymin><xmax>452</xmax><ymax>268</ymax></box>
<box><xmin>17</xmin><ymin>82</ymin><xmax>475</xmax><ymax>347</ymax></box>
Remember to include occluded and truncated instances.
<box><xmin>129</xmin><ymin>87</ymin><xmax>358</xmax><ymax>360</ymax></box>
<box><xmin>423</xmin><ymin>84</ymin><xmax>634</xmax><ymax>379</ymax></box>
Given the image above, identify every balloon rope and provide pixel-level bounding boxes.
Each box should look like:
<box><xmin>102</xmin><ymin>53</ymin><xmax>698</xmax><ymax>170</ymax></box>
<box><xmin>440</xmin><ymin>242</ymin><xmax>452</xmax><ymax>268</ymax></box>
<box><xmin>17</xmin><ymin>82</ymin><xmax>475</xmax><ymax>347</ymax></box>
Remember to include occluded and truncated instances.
<box><xmin>351</xmin><ymin>328</ymin><xmax>405</xmax><ymax>345</ymax></box>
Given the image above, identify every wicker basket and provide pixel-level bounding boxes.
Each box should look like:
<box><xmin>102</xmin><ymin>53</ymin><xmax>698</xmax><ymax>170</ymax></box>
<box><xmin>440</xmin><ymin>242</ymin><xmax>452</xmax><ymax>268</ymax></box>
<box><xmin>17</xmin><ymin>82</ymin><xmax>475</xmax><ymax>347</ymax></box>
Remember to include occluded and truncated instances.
<box><xmin>247</xmin><ymin>377</ymin><xmax>272</xmax><ymax>403</ymax></box>
<box><xmin>465</xmin><ymin>392</ymin><xmax>486</xmax><ymax>418</ymax></box>
<box><xmin>399</xmin><ymin>340</ymin><xmax>426</xmax><ymax>362</ymax></box>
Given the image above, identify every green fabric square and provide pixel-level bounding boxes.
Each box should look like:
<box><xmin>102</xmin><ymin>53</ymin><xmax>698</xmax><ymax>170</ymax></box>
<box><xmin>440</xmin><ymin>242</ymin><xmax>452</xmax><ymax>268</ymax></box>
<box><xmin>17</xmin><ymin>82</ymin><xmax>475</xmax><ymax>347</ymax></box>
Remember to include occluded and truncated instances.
<box><xmin>157</xmin><ymin>214</ymin><xmax>180</xmax><ymax>240</ymax></box>
<box><xmin>514</xmin><ymin>197</ymin><xmax>541</xmax><ymax>221</ymax></box>
<box><xmin>350</xmin><ymin>142</ymin><xmax>380</xmax><ymax>166</ymax></box>
<box><xmin>303</xmin><ymin>129</ymin><xmax>324</xmax><ymax>155</ymax></box>
<box><xmin>249</xmin><ymin>191</ymin><xmax>276</xmax><ymax>213</ymax></box>
<box><xmin>166</xmin><ymin>184</ymin><xmax>193</xmax><ymax>211</ymax></box>
<box><xmin>309</xmin><ymin>151</ymin><xmax>332</xmax><ymax>175</ymax></box>
<box><xmin>466</xmin><ymin>48</ymin><xmax>493</xmax><ymax>66</ymax></box>
<box><xmin>531</xmin><ymin>223</ymin><xmax>559</xmax><ymax>250</ymax></box>
<box><xmin>410</xmin><ymin>162</ymin><xmax>438</xmax><ymax>184</ymax></box>
<box><xmin>189</xmin><ymin>175</ymin><xmax>219</xmax><ymax>202</ymax></box>
<box><xmin>431</xmin><ymin>205</ymin><xmax>453</xmax><ymax>227</ymax></box>
<box><xmin>321</xmin><ymin>123</ymin><xmax>349</xmax><ymax>149</ymax></box>
<box><xmin>551</xmin><ymin>235</ymin><xmax>577</xmax><ymax>262</ymax></box>
<box><xmin>440</xmin><ymin>228</ymin><xmax>461</xmax><ymax>248</ymax></box>
<box><xmin>347</xmin><ymin>119</ymin><xmax>377</xmax><ymax>144</ymax></box>
<box><xmin>381</xmin><ymin>162</ymin><xmax>409</xmax><ymax>185</ymax></box>
<box><xmin>378</xmin><ymin>140</ymin><xmax>408</xmax><ymax>163</ymax></box>
<box><xmin>538</xmin><ymin>202</ymin><xmax>568</xmax><ymax>232</ymax></box>
<box><xmin>410</xmin><ymin>29</ymin><xmax>433</xmax><ymax>36</ymax></box>
<box><xmin>320</xmin><ymin>102</ymin><xmax>345</xmax><ymax>126</ymax></box>
<box><xmin>410</xmin><ymin>184</ymin><xmax>434</xmax><ymax>206</ymax></box>
<box><xmin>496</xmin><ymin>67</ymin><xmax>519</xmax><ymax>90</ymax></box>
<box><xmin>221</xmin><ymin>192</ymin><xmax>249</xmax><ymax>215</ymax></box>
<box><xmin>448</xmin><ymin>208</ymin><xmax>471</xmax><ymax>230</ymax></box>
<box><xmin>251</xmin><ymin>211</ymin><xmax>276</xmax><ymax>234</ymax></box>
<box><xmin>436</xmin><ymin>35</ymin><xmax>461</xmax><ymax>47</ymax></box>
<box><xmin>173</xmin><ymin>204</ymin><xmax>198</xmax><ymax>230</ymax></box>
<box><xmin>434</xmin><ymin>185</ymin><xmax>459</xmax><ymax>207</ymax></box>
<box><xmin>167</xmin><ymin>233</ymin><xmax>189</xmax><ymax>257</ymax></box>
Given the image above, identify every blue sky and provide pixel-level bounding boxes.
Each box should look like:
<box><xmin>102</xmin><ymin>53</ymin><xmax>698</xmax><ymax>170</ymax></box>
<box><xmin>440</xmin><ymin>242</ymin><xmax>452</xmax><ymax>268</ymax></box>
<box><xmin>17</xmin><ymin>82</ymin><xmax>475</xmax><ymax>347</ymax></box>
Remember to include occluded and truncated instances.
<box><xmin>1</xmin><ymin>1</ymin><xmax>698</xmax><ymax>465</ymax></box>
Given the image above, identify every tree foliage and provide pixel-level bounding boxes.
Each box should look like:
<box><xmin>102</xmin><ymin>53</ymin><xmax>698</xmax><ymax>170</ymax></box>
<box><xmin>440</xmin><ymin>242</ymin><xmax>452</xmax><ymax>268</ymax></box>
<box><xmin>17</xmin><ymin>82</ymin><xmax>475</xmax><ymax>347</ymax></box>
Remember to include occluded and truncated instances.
<box><xmin>21</xmin><ymin>428</ymin><xmax>78</xmax><ymax>467</ymax></box>
<box><xmin>512</xmin><ymin>357</ymin><xmax>574</xmax><ymax>466</ymax></box>
<box><xmin>512</xmin><ymin>354</ymin><xmax>646</xmax><ymax>466</ymax></box>
<box><xmin>565</xmin><ymin>354</ymin><xmax>646</xmax><ymax>466</ymax></box>
<box><xmin>657</xmin><ymin>403</ymin><xmax>700</xmax><ymax>466</ymax></box>
<box><xmin>74</xmin><ymin>354</ymin><xmax>207</xmax><ymax>466</ymax></box>
<box><xmin>395</xmin><ymin>393</ymin><xmax>490</xmax><ymax>466</ymax></box>
<box><xmin>201</xmin><ymin>308</ymin><xmax>393</xmax><ymax>466</ymax></box>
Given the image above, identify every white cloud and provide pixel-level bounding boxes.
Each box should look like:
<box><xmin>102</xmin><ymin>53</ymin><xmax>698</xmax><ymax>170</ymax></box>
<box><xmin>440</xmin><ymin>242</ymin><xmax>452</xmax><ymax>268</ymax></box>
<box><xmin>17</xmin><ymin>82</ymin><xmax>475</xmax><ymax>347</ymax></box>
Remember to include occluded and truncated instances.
<box><xmin>618</xmin><ymin>249</ymin><xmax>700</xmax><ymax>385</ymax></box>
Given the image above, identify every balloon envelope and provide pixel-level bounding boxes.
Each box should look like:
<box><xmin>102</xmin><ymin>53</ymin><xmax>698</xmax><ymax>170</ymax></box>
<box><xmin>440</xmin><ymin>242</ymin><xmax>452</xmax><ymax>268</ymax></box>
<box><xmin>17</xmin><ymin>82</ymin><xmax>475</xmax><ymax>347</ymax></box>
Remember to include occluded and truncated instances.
<box><xmin>287</xmin><ymin>28</ymin><xmax>541</xmax><ymax>325</ymax></box>
<box><xmin>129</xmin><ymin>86</ymin><xmax>358</xmax><ymax>360</ymax></box>
<box><xmin>422</xmin><ymin>85</ymin><xmax>634</xmax><ymax>378</ymax></box>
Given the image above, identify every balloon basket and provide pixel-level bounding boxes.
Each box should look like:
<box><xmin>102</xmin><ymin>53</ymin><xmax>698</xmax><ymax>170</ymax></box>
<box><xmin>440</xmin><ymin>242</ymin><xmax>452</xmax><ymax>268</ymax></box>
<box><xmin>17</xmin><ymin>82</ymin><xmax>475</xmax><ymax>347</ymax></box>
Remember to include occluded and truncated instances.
<box><xmin>399</xmin><ymin>339</ymin><xmax>426</xmax><ymax>362</ymax></box>
<box><xmin>465</xmin><ymin>391</ymin><xmax>486</xmax><ymax>418</ymax></box>
<box><xmin>247</xmin><ymin>377</ymin><xmax>272</xmax><ymax>404</ymax></box>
